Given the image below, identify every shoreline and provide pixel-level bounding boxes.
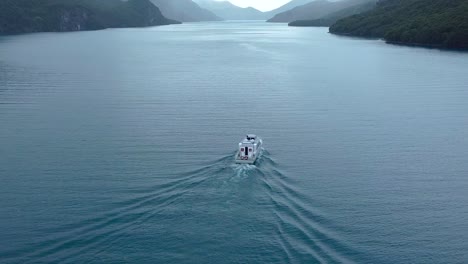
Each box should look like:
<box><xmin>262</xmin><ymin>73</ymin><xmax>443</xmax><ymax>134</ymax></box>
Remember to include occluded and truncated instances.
<box><xmin>0</xmin><ymin>21</ymin><xmax>181</xmax><ymax>36</ymax></box>
<box><xmin>329</xmin><ymin>31</ymin><xmax>468</xmax><ymax>52</ymax></box>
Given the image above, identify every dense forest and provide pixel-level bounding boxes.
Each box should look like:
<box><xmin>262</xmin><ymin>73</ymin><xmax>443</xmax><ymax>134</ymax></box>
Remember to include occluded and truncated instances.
<box><xmin>329</xmin><ymin>0</ymin><xmax>468</xmax><ymax>49</ymax></box>
<box><xmin>0</xmin><ymin>0</ymin><xmax>179</xmax><ymax>34</ymax></box>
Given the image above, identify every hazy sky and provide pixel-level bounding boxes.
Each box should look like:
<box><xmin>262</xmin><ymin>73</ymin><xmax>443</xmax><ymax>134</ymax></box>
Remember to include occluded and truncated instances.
<box><xmin>223</xmin><ymin>0</ymin><xmax>292</xmax><ymax>12</ymax></box>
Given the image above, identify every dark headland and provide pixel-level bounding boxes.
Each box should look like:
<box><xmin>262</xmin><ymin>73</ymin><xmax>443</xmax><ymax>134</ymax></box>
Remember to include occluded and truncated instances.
<box><xmin>0</xmin><ymin>0</ymin><xmax>181</xmax><ymax>35</ymax></box>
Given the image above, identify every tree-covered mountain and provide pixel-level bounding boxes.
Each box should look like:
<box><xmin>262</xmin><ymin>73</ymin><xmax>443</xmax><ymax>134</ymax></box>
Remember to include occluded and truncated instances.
<box><xmin>289</xmin><ymin>0</ymin><xmax>376</xmax><ymax>27</ymax></box>
<box><xmin>267</xmin><ymin>0</ymin><xmax>374</xmax><ymax>23</ymax></box>
<box><xmin>194</xmin><ymin>0</ymin><xmax>267</xmax><ymax>20</ymax></box>
<box><xmin>0</xmin><ymin>0</ymin><xmax>180</xmax><ymax>34</ymax></box>
<box><xmin>150</xmin><ymin>0</ymin><xmax>221</xmax><ymax>22</ymax></box>
<box><xmin>329</xmin><ymin>0</ymin><xmax>468</xmax><ymax>49</ymax></box>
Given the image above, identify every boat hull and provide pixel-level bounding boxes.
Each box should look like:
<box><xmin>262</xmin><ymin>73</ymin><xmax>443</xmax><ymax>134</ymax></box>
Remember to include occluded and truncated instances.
<box><xmin>235</xmin><ymin>151</ymin><xmax>258</xmax><ymax>164</ymax></box>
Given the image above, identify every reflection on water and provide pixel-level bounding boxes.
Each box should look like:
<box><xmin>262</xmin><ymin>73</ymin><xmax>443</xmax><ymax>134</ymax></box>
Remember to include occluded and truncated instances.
<box><xmin>1</xmin><ymin>22</ymin><xmax>468</xmax><ymax>263</ymax></box>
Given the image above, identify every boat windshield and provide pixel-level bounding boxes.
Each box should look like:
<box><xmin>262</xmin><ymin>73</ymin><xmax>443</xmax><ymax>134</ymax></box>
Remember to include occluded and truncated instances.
<box><xmin>246</xmin><ymin>135</ymin><xmax>256</xmax><ymax>140</ymax></box>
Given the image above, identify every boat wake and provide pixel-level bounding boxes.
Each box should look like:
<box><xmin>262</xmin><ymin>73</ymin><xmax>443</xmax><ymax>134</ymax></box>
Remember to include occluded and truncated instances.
<box><xmin>6</xmin><ymin>149</ymin><xmax>359</xmax><ymax>264</ymax></box>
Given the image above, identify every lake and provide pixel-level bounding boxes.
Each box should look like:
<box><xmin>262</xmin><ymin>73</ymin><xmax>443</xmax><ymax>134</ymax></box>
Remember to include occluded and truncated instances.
<box><xmin>1</xmin><ymin>21</ymin><xmax>468</xmax><ymax>263</ymax></box>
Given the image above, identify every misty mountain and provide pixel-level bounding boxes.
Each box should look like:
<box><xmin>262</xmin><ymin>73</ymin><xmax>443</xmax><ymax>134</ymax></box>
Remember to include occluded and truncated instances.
<box><xmin>150</xmin><ymin>0</ymin><xmax>222</xmax><ymax>22</ymax></box>
<box><xmin>267</xmin><ymin>0</ymin><xmax>374</xmax><ymax>23</ymax></box>
<box><xmin>265</xmin><ymin>0</ymin><xmax>313</xmax><ymax>18</ymax></box>
<box><xmin>194</xmin><ymin>0</ymin><xmax>267</xmax><ymax>20</ymax></box>
<box><xmin>0</xmin><ymin>0</ymin><xmax>179</xmax><ymax>34</ymax></box>
<box><xmin>289</xmin><ymin>0</ymin><xmax>376</xmax><ymax>27</ymax></box>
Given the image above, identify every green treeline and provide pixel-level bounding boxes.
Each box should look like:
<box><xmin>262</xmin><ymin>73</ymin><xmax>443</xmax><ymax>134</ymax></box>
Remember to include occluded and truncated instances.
<box><xmin>0</xmin><ymin>0</ymin><xmax>179</xmax><ymax>34</ymax></box>
<box><xmin>289</xmin><ymin>19</ymin><xmax>332</xmax><ymax>27</ymax></box>
<box><xmin>329</xmin><ymin>0</ymin><xmax>468</xmax><ymax>49</ymax></box>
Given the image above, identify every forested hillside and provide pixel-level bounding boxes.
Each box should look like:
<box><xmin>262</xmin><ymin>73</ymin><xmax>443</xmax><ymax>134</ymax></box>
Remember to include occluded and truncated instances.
<box><xmin>0</xmin><ymin>0</ymin><xmax>179</xmax><ymax>34</ymax></box>
<box><xmin>329</xmin><ymin>0</ymin><xmax>468</xmax><ymax>49</ymax></box>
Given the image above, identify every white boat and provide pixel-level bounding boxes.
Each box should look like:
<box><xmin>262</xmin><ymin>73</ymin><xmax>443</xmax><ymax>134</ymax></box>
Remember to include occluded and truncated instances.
<box><xmin>235</xmin><ymin>134</ymin><xmax>262</xmax><ymax>164</ymax></box>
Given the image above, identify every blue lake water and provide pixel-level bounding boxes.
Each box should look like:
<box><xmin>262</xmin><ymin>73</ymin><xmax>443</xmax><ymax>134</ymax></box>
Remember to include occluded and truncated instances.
<box><xmin>1</xmin><ymin>21</ymin><xmax>468</xmax><ymax>263</ymax></box>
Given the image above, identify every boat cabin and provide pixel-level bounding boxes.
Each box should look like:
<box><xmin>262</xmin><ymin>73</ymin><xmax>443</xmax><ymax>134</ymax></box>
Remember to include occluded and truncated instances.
<box><xmin>238</xmin><ymin>134</ymin><xmax>261</xmax><ymax>160</ymax></box>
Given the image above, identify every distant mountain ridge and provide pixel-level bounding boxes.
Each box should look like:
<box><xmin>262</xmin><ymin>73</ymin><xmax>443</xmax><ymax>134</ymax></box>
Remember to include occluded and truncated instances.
<box><xmin>194</xmin><ymin>0</ymin><xmax>318</xmax><ymax>21</ymax></box>
<box><xmin>265</xmin><ymin>0</ymin><xmax>313</xmax><ymax>18</ymax></box>
<box><xmin>150</xmin><ymin>0</ymin><xmax>222</xmax><ymax>22</ymax></box>
<box><xmin>0</xmin><ymin>0</ymin><xmax>179</xmax><ymax>34</ymax></box>
<box><xmin>289</xmin><ymin>0</ymin><xmax>376</xmax><ymax>27</ymax></box>
<box><xmin>194</xmin><ymin>0</ymin><xmax>267</xmax><ymax>20</ymax></box>
<box><xmin>268</xmin><ymin>0</ymin><xmax>374</xmax><ymax>23</ymax></box>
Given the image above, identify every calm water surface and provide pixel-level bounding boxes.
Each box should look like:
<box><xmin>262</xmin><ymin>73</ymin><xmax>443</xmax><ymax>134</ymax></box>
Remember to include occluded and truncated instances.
<box><xmin>1</xmin><ymin>21</ymin><xmax>468</xmax><ymax>263</ymax></box>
